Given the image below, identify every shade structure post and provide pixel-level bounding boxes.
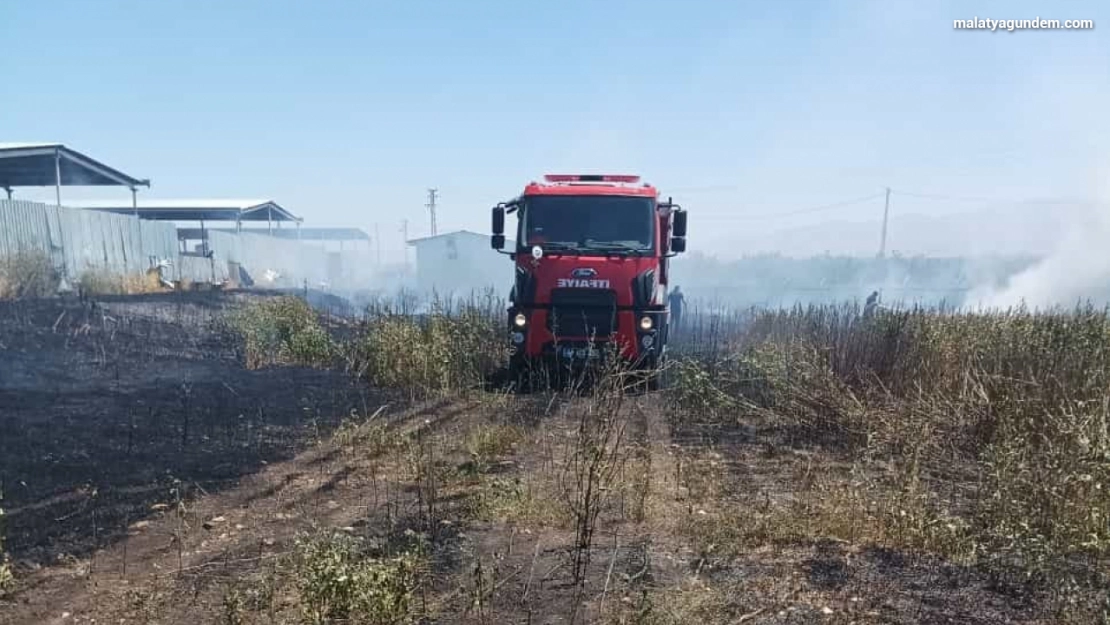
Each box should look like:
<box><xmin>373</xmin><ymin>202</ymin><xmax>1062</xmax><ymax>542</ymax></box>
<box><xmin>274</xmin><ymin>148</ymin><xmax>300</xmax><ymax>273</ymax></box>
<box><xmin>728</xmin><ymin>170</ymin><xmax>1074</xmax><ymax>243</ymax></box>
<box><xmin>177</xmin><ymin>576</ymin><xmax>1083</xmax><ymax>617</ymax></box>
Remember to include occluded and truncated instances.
<box><xmin>54</xmin><ymin>147</ymin><xmax>62</xmax><ymax>206</ymax></box>
<box><xmin>268</xmin><ymin>206</ymin><xmax>272</xmax><ymax>235</ymax></box>
<box><xmin>131</xmin><ymin>186</ymin><xmax>145</xmax><ymax>265</ymax></box>
<box><xmin>3</xmin><ymin>187</ymin><xmax>11</xmax><ymax>200</ymax></box>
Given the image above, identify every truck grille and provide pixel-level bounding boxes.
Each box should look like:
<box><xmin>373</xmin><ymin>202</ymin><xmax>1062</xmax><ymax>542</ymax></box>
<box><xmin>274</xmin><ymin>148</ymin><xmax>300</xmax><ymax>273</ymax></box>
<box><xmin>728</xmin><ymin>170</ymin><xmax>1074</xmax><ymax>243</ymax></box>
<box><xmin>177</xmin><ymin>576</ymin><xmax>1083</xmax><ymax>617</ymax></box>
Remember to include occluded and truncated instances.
<box><xmin>547</xmin><ymin>288</ymin><xmax>617</xmax><ymax>339</ymax></box>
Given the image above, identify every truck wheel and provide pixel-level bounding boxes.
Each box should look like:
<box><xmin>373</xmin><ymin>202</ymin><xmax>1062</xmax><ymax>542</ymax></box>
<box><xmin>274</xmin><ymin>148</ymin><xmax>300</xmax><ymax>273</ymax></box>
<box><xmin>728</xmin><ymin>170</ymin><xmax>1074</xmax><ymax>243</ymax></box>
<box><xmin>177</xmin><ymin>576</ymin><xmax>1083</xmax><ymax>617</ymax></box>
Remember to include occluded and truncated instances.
<box><xmin>507</xmin><ymin>359</ymin><xmax>528</xmax><ymax>393</ymax></box>
<box><xmin>646</xmin><ymin>354</ymin><xmax>667</xmax><ymax>391</ymax></box>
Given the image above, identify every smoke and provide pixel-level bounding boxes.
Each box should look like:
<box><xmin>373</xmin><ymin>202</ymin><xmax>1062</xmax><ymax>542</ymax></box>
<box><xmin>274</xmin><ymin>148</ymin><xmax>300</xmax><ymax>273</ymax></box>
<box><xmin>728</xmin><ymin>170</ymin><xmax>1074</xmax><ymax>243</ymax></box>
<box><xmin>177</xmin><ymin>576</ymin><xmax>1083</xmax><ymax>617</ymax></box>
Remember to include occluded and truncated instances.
<box><xmin>968</xmin><ymin>198</ymin><xmax>1110</xmax><ymax>310</ymax></box>
<box><xmin>966</xmin><ymin>157</ymin><xmax>1110</xmax><ymax>310</ymax></box>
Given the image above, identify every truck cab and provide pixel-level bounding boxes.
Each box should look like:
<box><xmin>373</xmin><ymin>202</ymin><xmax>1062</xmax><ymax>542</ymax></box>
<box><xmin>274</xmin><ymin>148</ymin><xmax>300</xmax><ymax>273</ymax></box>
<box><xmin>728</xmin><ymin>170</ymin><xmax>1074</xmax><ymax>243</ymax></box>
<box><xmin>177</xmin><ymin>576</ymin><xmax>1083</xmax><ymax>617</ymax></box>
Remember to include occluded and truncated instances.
<box><xmin>490</xmin><ymin>174</ymin><xmax>688</xmax><ymax>386</ymax></box>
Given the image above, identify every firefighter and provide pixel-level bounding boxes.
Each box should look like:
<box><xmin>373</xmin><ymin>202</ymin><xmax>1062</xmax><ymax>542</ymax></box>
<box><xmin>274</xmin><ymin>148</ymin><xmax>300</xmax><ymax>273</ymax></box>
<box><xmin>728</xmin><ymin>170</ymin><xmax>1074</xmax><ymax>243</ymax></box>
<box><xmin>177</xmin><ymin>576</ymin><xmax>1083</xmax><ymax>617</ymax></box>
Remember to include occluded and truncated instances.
<box><xmin>668</xmin><ymin>286</ymin><xmax>686</xmax><ymax>331</ymax></box>
<box><xmin>863</xmin><ymin>290</ymin><xmax>880</xmax><ymax>319</ymax></box>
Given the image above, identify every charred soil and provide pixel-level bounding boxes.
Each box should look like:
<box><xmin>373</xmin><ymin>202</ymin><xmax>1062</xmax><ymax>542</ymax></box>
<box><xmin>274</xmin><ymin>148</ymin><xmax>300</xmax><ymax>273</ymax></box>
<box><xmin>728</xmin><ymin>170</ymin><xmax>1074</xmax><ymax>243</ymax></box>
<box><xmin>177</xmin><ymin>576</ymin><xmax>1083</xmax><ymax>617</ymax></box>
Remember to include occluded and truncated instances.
<box><xmin>0</xmin><ymin>296</ymin><xmax>1087</xmax><ymax>624</ymax></box>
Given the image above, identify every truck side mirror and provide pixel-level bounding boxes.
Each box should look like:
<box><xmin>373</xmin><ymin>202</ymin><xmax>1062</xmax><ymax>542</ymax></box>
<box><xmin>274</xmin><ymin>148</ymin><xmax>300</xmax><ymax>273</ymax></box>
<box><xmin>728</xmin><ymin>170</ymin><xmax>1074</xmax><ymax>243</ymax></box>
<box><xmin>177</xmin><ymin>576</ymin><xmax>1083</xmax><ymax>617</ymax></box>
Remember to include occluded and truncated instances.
<box><xmin>670</xmin><ymin>237</ymin><xmax>686</xmax><ymax>253</ymax></box>
<box><xmin>492</xmin><ymin>206</ymin><xmax>505</xmax><ymax>235</ymax></box>
<box><xmin>671</xmin><ymin>210</ymin><xmax>687</xmax><ymax>238</ymax></box>
<box><xmin>491</xmin><ymin>206</ymin><xmax>506</xmax><ymax>250</ymax></box>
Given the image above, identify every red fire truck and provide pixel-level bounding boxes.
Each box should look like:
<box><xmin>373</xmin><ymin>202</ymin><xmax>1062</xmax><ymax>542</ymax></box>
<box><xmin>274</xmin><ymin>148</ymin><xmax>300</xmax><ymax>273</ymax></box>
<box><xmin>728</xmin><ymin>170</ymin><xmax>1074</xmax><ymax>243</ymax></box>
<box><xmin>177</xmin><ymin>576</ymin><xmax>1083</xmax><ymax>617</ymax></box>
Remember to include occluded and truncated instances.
<box><xmin>490</xmin><ymin>174</ymin><xmax>688</xmax><ymax>387</ymax></box>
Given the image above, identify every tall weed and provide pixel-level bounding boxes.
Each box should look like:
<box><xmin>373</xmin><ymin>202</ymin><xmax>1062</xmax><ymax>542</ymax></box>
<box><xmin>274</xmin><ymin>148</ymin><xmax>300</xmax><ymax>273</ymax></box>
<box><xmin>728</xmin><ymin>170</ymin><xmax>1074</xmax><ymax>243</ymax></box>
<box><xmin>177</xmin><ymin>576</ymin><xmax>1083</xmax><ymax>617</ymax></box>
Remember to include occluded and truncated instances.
<box><xmin>673</xmin><ymin>303</ymin><xmax>1110</xmax><ymax>608</ymax></box>
<box><xmin>228</xmin><ymin>296</ymin><xmax>336</xmax><ymax>368</ymax></box>
<box><xmin>0</xmin><ymin>249</ymin><xmax>59</xmax><ymax>299</ymax></box>
<box><xmin>350</xmin><ymin>296</ymin><xmax>505</xmax><ymax>395</ymax></box>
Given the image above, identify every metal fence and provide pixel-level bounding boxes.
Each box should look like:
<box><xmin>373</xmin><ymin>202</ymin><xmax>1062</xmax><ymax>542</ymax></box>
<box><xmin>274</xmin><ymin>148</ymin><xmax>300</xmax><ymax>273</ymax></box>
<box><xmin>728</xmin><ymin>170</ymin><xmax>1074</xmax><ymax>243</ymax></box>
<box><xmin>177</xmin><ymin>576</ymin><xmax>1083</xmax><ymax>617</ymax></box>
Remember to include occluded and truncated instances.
<box><xmin>0</xmin><ymin>199</ymin><xmax>332</xmax><ymax>288</ymax></box>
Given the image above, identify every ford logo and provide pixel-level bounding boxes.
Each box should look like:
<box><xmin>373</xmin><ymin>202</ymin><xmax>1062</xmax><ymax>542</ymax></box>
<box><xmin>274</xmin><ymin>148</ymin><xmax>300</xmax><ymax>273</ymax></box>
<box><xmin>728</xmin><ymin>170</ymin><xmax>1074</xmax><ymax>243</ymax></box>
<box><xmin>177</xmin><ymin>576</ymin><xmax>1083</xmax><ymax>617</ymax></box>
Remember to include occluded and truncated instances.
<box><xmin>570</xmin><ymin>267</ymin><xmax>597</xmax><ymax>279</ymax></box>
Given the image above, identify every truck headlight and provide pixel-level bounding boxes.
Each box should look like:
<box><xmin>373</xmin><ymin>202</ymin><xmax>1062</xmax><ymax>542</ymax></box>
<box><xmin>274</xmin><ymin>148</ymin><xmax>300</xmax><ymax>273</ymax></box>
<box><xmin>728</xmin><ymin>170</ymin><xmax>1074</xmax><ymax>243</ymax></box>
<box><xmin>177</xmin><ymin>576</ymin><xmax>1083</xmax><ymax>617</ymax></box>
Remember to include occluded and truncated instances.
<box><xmin>639</xmin><ymin>316</ymin><xmax>653</xmax><ymax>331</ymax></box>
<box><xmin>514</xmin><ymin>313</ymin><xmax>527</xmax><ymax>327</ymax></box>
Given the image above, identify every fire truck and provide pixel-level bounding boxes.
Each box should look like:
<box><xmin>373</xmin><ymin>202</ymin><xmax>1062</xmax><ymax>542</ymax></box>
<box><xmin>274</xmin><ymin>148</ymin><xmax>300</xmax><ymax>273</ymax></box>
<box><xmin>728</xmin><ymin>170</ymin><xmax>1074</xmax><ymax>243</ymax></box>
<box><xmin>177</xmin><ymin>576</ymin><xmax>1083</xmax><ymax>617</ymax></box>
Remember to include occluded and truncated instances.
<box><xmin>490</xmin><ymin>174</ymin><xmax>688</xmax><ymax>388</ymax></box>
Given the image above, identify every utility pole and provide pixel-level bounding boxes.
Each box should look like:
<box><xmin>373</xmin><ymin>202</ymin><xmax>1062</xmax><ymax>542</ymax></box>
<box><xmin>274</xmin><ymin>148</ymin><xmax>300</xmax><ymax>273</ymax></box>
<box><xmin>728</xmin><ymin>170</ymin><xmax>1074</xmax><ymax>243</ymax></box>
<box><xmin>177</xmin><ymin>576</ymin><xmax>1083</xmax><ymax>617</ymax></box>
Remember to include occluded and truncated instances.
<box><xmin>425</xmin><ymin>188</ymin><xmax>438</xmax><ymax>236</ymax></box>
<box><xmin>878</xmin><ymin>187</ymin><xmax>891</xmax><ymax>258</ymax></box>
<box><xmin>400</xmin><ymin>219</ymin><xmax>410</xmax><ymax>271</ymax></box>
<box><xmin>375</xmin><ymin>222</ymin><xmax>382</xmax><ymax>268</ymax></box>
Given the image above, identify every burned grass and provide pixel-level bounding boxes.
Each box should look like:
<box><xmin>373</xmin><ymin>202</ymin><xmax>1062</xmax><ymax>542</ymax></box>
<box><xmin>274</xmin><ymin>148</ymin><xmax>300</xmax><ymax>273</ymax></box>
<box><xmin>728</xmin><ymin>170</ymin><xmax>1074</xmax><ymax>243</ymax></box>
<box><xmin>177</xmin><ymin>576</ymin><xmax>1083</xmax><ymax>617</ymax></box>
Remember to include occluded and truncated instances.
<box><xmin>3</xmin><ymin>296</ymin><xmax>1110</xmax><ymax>624</ymax></box>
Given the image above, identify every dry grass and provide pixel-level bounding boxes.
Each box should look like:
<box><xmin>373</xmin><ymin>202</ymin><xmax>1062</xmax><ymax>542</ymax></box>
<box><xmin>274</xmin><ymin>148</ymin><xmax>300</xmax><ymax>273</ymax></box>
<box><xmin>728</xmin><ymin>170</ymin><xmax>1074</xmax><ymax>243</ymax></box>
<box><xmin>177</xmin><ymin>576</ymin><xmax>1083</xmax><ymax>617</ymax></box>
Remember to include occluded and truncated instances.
<box><xmin>671</xmin><ymin>303</ymin><xmax>1110</xmax><ymax>620</ymax></box>
<box><xmin>77</xmin><ymin>266</ymin><xmax>166</xmax><ymax>296</ymax></box>
<box><xmin>0</xmin><ymin>493</ymin><xmax>10</xmax><ymax>595</ymax></box>
<box><xmin>0</xmin><ymin>250</ymin><xmax>59</xmax><ymax>299</ymax></box>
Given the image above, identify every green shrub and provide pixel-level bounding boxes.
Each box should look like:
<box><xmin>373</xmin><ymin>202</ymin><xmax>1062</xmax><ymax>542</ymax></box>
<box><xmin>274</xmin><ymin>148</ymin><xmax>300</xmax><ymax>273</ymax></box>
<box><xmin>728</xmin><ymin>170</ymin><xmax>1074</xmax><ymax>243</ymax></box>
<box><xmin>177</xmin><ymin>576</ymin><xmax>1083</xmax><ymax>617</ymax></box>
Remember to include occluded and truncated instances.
<box><xmin>349</xmin><ymin>299</ymin><xmax>505</xmax><ymax>395</ymax></box>
<box><xmin>294</xmin><ymin>530</ymin><xmax>424</xmax><ymax>625</ymax></box>
<box><xmin>228</xmin><ymin>296</ymin><xmax>336</xmax><ymax>369</ymax></box>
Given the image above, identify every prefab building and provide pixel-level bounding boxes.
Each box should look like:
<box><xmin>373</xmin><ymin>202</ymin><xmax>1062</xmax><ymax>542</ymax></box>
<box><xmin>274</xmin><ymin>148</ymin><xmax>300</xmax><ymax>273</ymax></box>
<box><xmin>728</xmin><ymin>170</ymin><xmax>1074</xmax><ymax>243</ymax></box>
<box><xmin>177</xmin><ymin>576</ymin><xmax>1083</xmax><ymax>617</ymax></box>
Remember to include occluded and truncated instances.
<box><xmin>407</xmin><ymin>230</ymin><xmax>514</xmax><ymax>299</ymax></box>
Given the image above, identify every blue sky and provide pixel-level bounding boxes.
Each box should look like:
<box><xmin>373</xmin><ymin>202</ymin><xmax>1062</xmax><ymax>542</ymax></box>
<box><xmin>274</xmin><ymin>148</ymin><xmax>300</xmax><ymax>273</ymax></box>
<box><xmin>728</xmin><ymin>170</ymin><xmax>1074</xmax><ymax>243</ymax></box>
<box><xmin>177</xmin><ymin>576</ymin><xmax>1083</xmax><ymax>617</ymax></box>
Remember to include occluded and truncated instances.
<box><xmin>3</xmin><ymin>0</ymin><xmax>1108</xmax><ymax>258</ymax></box>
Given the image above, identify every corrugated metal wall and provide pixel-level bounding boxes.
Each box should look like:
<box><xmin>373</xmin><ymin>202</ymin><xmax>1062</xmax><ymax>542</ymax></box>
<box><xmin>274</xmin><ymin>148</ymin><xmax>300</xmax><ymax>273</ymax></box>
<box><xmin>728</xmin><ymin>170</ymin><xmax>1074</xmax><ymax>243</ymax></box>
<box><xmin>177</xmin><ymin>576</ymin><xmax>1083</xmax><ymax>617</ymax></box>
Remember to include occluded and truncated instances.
<box><xmin>0</xmin><ymin>199</ymin><xmax>332</xmax><ymax>289</ymax></box>
<box><xmin>207</xmin><ymin>229</ymin><xmax>330</xmax><ymax>286</ymax></box>
<box><xmin>0</xmin><ymin>199</ymin><xmax>180</xmax><ymax>281</ymax></box>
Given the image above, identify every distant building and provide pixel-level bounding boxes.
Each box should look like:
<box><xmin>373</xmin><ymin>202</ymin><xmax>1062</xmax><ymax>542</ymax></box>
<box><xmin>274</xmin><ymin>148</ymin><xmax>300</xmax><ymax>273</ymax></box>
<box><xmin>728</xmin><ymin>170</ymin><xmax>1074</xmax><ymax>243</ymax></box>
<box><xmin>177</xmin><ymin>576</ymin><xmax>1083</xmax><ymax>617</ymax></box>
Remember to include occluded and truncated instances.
<box><xmin>407</xmin><ymin>230</ymin><xmax>514</xmax><ymax>298</ymax></box>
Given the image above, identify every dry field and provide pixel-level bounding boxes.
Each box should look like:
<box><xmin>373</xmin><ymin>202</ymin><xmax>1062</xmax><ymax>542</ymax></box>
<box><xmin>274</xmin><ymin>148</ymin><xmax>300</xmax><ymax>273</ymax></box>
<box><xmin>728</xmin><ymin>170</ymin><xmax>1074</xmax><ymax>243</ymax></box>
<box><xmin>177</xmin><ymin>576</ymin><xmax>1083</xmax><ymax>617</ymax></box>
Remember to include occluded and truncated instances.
<box><xmin>1</xmin><ymin>292</ymin><xmax>1108</xmax><ymax>624</ymax></box>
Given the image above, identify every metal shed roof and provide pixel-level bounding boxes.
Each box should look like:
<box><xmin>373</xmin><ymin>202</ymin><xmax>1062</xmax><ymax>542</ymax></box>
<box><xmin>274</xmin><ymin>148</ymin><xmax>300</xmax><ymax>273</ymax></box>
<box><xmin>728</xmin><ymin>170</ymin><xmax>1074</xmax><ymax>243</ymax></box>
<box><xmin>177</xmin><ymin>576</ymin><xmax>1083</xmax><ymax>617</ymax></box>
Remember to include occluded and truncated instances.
<box><xmin>68</xmin><ymin>198</ymin><xmax>300</xmax><ymax>222</ymax></box>
<box><xmin>177</xmin><ymin>226</ymin><xmax>369</xmax><ymax>241</ymax></box>
<box><xmin>0</xmin><ymin>143</ymin><xmax>150</xmax><ymax>189</ymax></box>
<box><xmin>407</xmin><ymin>230</ymin><xmax>491</xmax><ymax>245</ymax></box>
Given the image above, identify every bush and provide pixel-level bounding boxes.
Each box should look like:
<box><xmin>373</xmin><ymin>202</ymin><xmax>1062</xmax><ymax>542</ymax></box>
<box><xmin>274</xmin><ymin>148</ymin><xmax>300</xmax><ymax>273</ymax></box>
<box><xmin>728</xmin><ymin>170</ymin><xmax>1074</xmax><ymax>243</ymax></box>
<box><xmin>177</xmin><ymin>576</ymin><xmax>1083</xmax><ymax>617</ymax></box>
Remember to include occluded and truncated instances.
<box><xmin>0</xmin><ymin>249</ymin><xmax>59</xmax><ymax>299</ymax></box>
<box><xmin>294</xmin><ymin>530</ymin><xmax>424</xmax><ymax>625</ymax></box>
<box><xmin>228</xmin><ymin>296</ymin><xmax>337</xmax><ymax>369</ymax></box>
<box><xmin>349</xmin><ymin>297</ymin><xmax>505</xmax><ymax>395</ymax></box>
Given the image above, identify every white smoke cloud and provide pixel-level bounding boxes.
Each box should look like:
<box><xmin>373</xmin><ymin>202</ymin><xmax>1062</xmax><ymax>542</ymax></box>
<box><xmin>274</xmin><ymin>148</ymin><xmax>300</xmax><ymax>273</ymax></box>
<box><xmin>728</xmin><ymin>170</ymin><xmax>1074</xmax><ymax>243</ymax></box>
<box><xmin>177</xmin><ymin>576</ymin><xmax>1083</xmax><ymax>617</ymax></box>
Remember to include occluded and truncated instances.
<box><xmin>969</xmin><ymin>167</ymin><xmax>1110</xmax><ymax>310</ymax></box>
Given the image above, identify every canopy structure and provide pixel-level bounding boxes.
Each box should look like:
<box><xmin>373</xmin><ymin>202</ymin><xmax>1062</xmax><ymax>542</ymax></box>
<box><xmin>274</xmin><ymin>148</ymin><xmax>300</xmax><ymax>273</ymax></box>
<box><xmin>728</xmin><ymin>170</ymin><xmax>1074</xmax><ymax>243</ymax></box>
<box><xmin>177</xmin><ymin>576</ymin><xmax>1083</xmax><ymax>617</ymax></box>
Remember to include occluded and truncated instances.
<box><xmin>70</xmin><ymin>199</ymin><xmax>300</xmax><ymax>232</ymax></box>
<box><xmin>0</xmin><ymin>143</ymin><xmax>150</xmax><ymax>203</ymax></box>
<box><xmin>177</xmin><ymin>226</ymin><xmax>368</xmax><ymax>241</ymax></box>
<box><xmin>71</xmin><ymin>199</ymin><xmax>301</xmax><ymax>258</ymax></box>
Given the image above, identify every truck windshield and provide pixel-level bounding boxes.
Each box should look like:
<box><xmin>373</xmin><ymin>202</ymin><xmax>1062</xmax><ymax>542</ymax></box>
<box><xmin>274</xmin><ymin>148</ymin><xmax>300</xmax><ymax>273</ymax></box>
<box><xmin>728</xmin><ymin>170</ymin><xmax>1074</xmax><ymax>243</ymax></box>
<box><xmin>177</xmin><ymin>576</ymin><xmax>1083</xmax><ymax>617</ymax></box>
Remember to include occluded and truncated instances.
<box><xmin>520</xmin><ymin>195</ymin><xmax>655</xmax><ymax>253</ymax></box>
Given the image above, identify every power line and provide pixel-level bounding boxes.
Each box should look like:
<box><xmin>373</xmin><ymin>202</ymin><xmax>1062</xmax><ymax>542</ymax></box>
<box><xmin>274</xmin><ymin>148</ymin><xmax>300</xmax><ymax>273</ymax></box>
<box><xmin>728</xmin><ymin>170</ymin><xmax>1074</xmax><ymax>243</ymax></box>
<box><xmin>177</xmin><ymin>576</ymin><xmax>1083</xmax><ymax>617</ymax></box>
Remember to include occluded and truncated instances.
<box><xmin>713</xmin><ymin>192</ymin><xmax>887</xmax><ymax>220</ymax></box>
<box><xmin>374</xmin><ymin>223</ymin><xmax>381</xmax><ymax>267</ymax></box>
<box><xmin>892</xmin><ymin>189</ymin><xmax>1107</xmax><ymax>206</ymax></box>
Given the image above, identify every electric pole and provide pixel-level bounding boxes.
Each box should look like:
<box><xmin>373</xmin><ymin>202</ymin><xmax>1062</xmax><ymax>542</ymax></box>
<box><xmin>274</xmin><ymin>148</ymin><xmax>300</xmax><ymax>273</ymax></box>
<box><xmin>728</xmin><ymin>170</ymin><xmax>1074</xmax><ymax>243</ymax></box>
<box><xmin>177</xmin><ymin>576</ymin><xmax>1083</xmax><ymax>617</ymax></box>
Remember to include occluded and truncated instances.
<box><xmin>400</xmin><ymin>219</ymin><xmax>410</xmax><ymax>270</ymax></box>
<box><xmin>878</xmin><ymin>187</ymin><xmax>891</xmax><ymax>258</ymax></box>
<box><xmin>426</xmin><ymin>188</ymin><xmax>438</xmax><ymax>236</ymax></box>
<box><xmin>374</xmin><ymin>222</ymin><xmax>381</xmax><ymax>268</ymax></box>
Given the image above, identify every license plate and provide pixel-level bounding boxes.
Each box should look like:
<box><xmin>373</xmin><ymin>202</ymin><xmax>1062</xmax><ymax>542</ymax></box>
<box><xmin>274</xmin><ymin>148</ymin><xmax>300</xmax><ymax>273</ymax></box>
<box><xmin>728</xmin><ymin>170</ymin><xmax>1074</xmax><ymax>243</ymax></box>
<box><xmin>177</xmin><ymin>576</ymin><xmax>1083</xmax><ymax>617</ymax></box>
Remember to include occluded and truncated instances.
<box><xmin>559</xmin><ymin>347</ymin><xmax>597</xmax><ymax>360</ymax></box>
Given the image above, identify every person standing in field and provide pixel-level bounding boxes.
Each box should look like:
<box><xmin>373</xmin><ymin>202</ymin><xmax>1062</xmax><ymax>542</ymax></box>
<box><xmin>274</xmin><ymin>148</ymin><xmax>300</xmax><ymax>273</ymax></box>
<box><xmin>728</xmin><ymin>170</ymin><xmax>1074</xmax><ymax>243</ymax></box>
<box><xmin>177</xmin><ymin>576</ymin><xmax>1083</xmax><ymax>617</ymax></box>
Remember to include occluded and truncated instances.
<box><xmin>863</xmin><ymin>290</ymin><xmax>880</xmax><ymax>319</ymax></box>
<box><xmin>668</xmin><ymin>286</ymin><xmax>686</xmax><ymax>332</ymax></box>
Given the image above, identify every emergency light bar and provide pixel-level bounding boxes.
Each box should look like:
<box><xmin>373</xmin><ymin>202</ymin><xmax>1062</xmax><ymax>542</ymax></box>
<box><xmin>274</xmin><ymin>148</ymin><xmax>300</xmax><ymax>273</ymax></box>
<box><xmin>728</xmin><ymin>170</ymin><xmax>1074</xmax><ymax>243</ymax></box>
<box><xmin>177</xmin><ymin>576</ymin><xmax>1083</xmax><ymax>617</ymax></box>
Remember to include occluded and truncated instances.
<box><xmin>543</xmin><ymin>174</ymin><xmax>642</xmax><ymax>184</ymax></box>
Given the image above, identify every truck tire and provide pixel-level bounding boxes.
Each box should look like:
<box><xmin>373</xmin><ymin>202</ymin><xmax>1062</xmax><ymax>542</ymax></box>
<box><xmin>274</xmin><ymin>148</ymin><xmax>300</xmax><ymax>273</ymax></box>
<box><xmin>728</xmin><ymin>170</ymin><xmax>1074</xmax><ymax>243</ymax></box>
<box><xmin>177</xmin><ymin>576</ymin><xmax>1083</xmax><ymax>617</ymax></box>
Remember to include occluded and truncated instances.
<box><xmin>646</xmin><ymin>353</ymin><xmax>667</xmax><ymax>391</ymax></box>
